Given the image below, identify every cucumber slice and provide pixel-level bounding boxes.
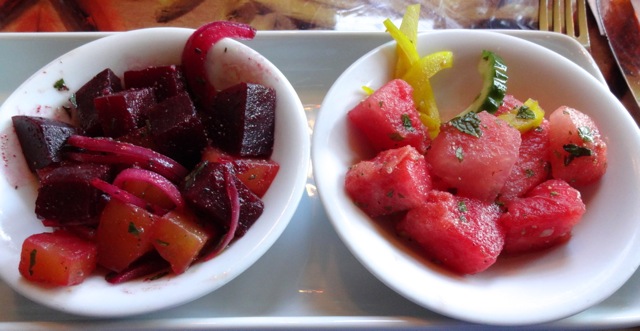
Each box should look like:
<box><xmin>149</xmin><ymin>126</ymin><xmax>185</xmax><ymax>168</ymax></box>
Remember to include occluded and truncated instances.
<box><xmin>461</xmin><ymin>50</ymin><xmax>508</xmax><ymax>115</ymax></box>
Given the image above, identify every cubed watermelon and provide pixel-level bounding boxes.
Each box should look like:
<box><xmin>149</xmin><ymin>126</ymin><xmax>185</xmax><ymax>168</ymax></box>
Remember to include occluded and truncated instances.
<box><xmin>345</xmin><ymin>145</ymin><xmax>432</xmax><ymax>218</ymax></box>
<box><xmin>548</xmin><ymin>106</ymin><xmax>607</xmax><ymax>186</ymax></box>
<box><xmin>499</xmin><ymin>119</ymin><xmax>551</xmax><ymax>202</ymax></box>
<box><xmin>499</xmin><ymin>179</ymin><xmax>586</xmax><ymax>255</ymax></box>
<box><xmin>397</xmin><ymin>190</ymin><xmax>503</xmax><ymax>275</ymax></box>
<box><xmin>426</xmin><ymin>111</ymin><xmax>521</xmax><ymax>201</ymax></box>
<box><xmin>348</xmin><ymin>79</ymin><xmax>429</xmax><ymax>154</ymax></box>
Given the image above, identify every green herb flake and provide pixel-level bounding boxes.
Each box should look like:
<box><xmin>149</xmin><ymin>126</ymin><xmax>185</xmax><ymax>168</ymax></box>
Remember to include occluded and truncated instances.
<box><xmin>450</xmin><ymin>112</ymin><xmax>482</xmax><ymax>137</ymax></box>
<box><xmin>525</xmin><ymin>169</ymin><xmax>535</xmax><ymax>178</ymax></box>
<box><xmin>455</xmin><ymin>146</ymin><xmax>464</xmax><ymax>162</ymax></box>
<box><xmin>386</xmin><ymin>190</ymin><xmax>394</xmax><ymax>198</ymax></box>
<box><xmin>388</xmin><ymin>132</ymin><xmax>404</xmax><ymax>141</ymax></box>
<box><xmin>577</xmin><ymin>126</ymin><xmax>595</xmax><ymax>143</ymax></box>
<box><xmin>128</xmin><ymin>222</ymin><xmax>141</xmax><ymax>237</ymax></box>
<box><xmin>156</xmin><ymin>239</ymin><xmax>170</xmax><ymax>247</ymax></box>
<box><xmin>457</xmin><ymin>200</ymin><xmax>468</xmax><ymax>213</ymax></box>
<box><xmin>54</xmin><ymin>78</ymin><xmax>69</xmax><ymax>91</ymax></box>
<box><xmin>29</xmin><ymin>249</ymin><xmax>37</xmax><ymax>276</ymax></box>
<box><xmin>401</xmin><ymin>114</ymin><xmax>414</xmax><ymax>131</ymax></box>
<box><xmin>563</xmin><ymin>143</ymin><xmax>594</xmax><ymax>165</ymax></box>
<box><xmin>516</xmin><ymin>105</ymin><xmax>535</xmax><ymax>119</ymax></box>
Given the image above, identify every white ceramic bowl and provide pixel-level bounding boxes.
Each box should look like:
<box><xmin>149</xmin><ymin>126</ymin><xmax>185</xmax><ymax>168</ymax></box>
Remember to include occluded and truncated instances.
<box><xmin>312</xmin><ymin>30</ymin><xmax>640</xmax><ymax>325</ymax></box>
<box><xmin>0</xmin><ymin>28</ymin><xmax>309</xmax><ymax>317</ymax></box>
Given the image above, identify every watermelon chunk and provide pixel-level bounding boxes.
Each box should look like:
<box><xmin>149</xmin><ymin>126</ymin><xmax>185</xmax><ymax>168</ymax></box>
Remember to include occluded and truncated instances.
<box><xmin>499</xmin><ymin>179</ymin><xmax>586</xmax><ymax>255</ymax></box>
<box><xmin>548</xmin><ymin>106</ymin><xmax>607</xmax><ymax>186</ymax></box>
<box><xmin>345</xmin><ymin>145</ymin><xmax>431</xmax><ymax>218</ymax></box>
<box><xmin>397</xmin><ymin>190</ymin><xmax>503</xmax><ymax>274</ymax></box>
<box><xmin>499</xmin><ymin>119</ymin><xmax>551</xmax><ymax>202</ymax></box>
<box><xmin>348</xmin><ymin>79</ymin><xmax>429</xmax><ymax>154</ymax></box>
<box><xmin>426</xmin><ymin>111</ymin><xmax>521</xmax><ymax>201</ymax></box>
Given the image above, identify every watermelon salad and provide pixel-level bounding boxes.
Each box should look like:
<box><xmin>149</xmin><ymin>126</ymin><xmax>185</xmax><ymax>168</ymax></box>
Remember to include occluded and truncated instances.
<box><xmin>10</xmin><ymin>21</ymin><xmax>282</xmax><ymax>286</ymax></box>
<box><xmin>344</xmin><ymin>8</ymin><xmax>607</xmax><ymax>275</ymax></box>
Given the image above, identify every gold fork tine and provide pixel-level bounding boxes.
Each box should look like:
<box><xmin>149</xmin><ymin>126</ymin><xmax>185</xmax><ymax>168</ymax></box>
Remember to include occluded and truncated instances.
<box><xmin>539</xmin><ymin>0</ymin><xmax>549</xmax><ymax>31</ymax></box>
<box><xmin>538</xmin><ymin>0</ymin><xmax>590</xmax><ymax>47</ymax></box>
<box><xmin>553</xmin><ymin>0</ymin><xmax>564</xmax><ymax>33</ymax></box>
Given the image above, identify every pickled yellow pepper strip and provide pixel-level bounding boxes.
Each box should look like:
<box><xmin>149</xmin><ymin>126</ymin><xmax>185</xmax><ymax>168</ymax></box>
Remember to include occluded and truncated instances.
<box><xmin>402</xmin><ymin>51</ymin><xmax>453</xmax><ymax>138</ymax></box>
<box><xmin>384</xmin><ymin>18</ymin><xmax>419</xmax><ymax>78</ymax></box>
<box><xmin>396</xmin><ymin>4</ymin><xmax>420</xmax><ymax>78</ymax></box>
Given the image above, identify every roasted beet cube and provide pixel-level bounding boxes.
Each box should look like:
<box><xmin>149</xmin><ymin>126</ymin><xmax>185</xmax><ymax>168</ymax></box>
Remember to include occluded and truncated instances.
<box><xmin>116</xmin><ymin>126</ymin><xmax>157</xmax><ymax>150</ymax></box>
<box><xmin>72</xmin><ymin>68</ymin><xmax>123</xmax><ymax>136</ymax></box>
<box><xmin>181</xmin><ymin>162</ymin><xmax>263</xmax><ymax>237</ymax></box>
<box><xmin>147</xmin><ymin>94</ymin><xmax>207</xmax><ymax>168</ymax></box>
<box><xmin>207</xmin><ymin>82</ymin><xmax>276</xmax><ymax>157</ymax></box>
<box><xmin>124</xmin><ymin>65</ymin><xmax>187</xmax><ymax>102</ymax></box>
<box><xmin>11</xmin><ymin>116</ymin><xmax>77</xmax><ymax>172</ymax></box>
<box><xmin>94</xmin><ymin>87</ymin><xmax>156</xmax><ymax>138</ymax></box>
<box><xmin>35</xmin><ymin>163</ymin><xmax>112</xmax><ymax>224</ymax></box>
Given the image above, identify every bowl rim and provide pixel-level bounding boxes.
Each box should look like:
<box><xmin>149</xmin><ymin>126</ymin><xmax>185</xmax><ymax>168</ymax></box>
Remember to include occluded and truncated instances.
<box><xmin>0</xmin><ymin>27</ymin><xmax>309</xmax><ymax>317</ymax></box>
<box><xmin>312</xmin><ymin>29</ymin><xmax>640</xmax><ymax>325</ymax></box>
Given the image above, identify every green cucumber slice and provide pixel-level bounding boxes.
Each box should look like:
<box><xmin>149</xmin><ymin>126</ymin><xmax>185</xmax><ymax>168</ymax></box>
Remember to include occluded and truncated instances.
<box><xmin>461</xmin><ymin>50</ymin><xmax>508</xmax><ymax>115</ymax></box>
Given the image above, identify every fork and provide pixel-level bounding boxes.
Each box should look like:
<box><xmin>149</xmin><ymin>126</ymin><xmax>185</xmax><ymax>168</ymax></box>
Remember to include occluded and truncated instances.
<box><xmin>538</xmin><ymin>0</ymin><xmax>590</xmax><ymax>48</ymax></box>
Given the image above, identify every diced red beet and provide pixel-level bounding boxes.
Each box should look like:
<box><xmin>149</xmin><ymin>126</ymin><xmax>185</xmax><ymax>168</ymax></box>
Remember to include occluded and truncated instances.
<box><xmin>147</xmin><ymin>94</ymin><xmax>208</xmax><ymax>168</ymax></box>
<box><xmin>181</xmin><ymin>161</ymin><xmax>263</xmax><ymax>238</ymax></box>
<box><xmin>548</xmin><ymin>106</ymin><xmax>607</xmax><ymax>186</ymax></box>
<box><xmin>207</xmin><ymin>82</ymin><xmax>276</xmax><ymax>157</ymax></box>
<box><xmin>116</xmin><ymin>126</ymin><xmax>157</xmax><ymax>150</ymax></box>
<box><xmin>71</xmin><ymin>68</ymin><xmax>123</xmax><ymax>136</ymax></box>
<box><xmin>35</xmin><ymin>163</ymin><xmax>112</xmax><ymax>224</ymax></box>
<box><xmin>124</xmin><ymin>65</ymin><xmax>188</xmax><ymax>102</ymax></box>
<box><xmin>345</xmin><ymin>145</ymin><xmax>432</xmax><ymax>218</ymax></box>
<box><xmin>11</xmin><ymin>116</ymin><xmax>77</xmax><ymax>172</ymax></box>
<box><xmin>499</xmin><ymin>120</ymin><xmax>551</xmax><ymax>202</ymax></box>
<box><xmin>94</xmin><ymin>87</ymin><xmax>157</xmax><ymax>138</ymax></box>
<box><xmin>426</xmin><ymin>111</ymin><xmax>521</xmax><ymax>201</ymax></box>
<box><xmin>499</xmin><ymin>179</ymin><xmax>586</xmax><ymax>255</ymax></box>
<box><xmin>19</xmin><ymin>231</ymin><xmax>97</xmax><ymax>286</ymax></box>
<box><xmin>347</xmin><ymin>79</ymin><xmax>429</xmax><ymax>154</ymax></box>
<box><xmin>397</xmin><ymin>190</ymin><xmax>503</xmax><ymax>275</ymax></box>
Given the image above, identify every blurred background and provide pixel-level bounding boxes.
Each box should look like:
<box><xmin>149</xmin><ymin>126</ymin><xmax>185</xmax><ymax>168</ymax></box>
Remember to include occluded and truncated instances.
<box><xmin>0</xmin><ymin>0</ymin><xmax>538</xmax><ymax>32</ymax></box>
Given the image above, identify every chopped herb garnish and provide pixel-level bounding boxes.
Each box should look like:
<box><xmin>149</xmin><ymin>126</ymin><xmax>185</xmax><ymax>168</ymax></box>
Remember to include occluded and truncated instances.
<box><xmin>577</xmin><ymin>126</ymin><xmax>594</xmax><ymax>143</ymax></box>
<box><xmin>128</xmin><ymin>222</ymin><xmax>141</xmax><ymax>237</ymax></box>
<box><xmin>516</xmin><ymin>105</ymin><xmax>535</xmax><ymax>119</ymax></box>
<box><xmin>379</xmin><ymin>101</ymin><xmax>384</xmax><ymax>108</ymax></box>
<box><xmin>563</xmin><ymin>143</ymin><xmax>594</xmax><ymax>165</ymax></box>
<box><xmin>388</xmin><ymin>132</ymin><xmax>404</xmax><ymax>141</ymax></box>
<box><xmin>156</xmin><ymin>239</ymin><xmax>170</xmax><ymax>247</ymax></box>
<box><xmin>386</xmin><ymin>190</ymin><xmax>394</xmax><ymax>198</ymax></box>
<box><xmin>54</xmin><ymin>78</ymin><xmax>69</xmax><ymax>91</ymax></box>
<box><xmin>401</xmin><ymin>114</ymin><xmax>414</xmax><ymax>131</ymax></box>
<box><xmin>457</xmin><ymin>200</ymin><xmax>468</xmax><ymax>213</ymax></box>
<box><xmin>450</xmin><ymin>112</ymin><xmax>482</xmax><ymax>137</ymax></box>
<box><xmin>455</xmin><ymin>146</ymin><xmax>464</xmax><ymax>162</ymax></box>
<box><xmin>525</xmin><ymin>169</ymin><xmax>535</xmax><ymax>178</ymax></box>
<box><xmin>29</xmin><ymin>249</ymin><xmax>37</xmax><ymax>276</ymax></box>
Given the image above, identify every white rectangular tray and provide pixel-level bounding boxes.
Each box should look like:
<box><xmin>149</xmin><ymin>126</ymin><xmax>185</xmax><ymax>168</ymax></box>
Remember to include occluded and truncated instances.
<box><xmin>0</xmin><ymin>30</ymin><xmax>638</xmax><ymax>330</ymax></box>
